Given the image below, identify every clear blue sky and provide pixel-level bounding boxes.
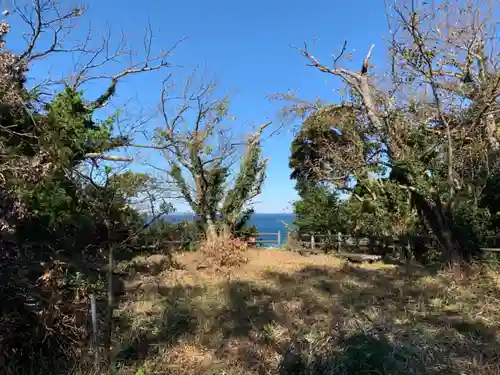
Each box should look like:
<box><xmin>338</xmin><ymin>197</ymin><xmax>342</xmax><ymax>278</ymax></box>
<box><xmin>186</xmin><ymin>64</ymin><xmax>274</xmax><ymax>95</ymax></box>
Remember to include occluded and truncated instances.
<box><xmin>6</xmin><ymin>0</ymin><xmax>389</xmax><ymax>213</ymax></box>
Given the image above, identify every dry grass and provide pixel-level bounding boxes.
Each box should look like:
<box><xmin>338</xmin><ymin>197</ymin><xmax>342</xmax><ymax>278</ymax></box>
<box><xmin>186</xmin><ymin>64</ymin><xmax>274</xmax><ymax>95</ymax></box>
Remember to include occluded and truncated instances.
<box><xmin>113</xmin><ymin>249</ymin><xmax>500</xmax><ymax>375</ymax></box>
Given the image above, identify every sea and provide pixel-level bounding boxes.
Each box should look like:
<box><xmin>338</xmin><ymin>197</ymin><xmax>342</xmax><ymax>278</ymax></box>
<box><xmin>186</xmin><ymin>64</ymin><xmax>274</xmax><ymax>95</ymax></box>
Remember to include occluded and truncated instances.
<box><xmin>164</xmin><ymin>213</ymin><xmax>295</xmax><ymax>246</ymax></box>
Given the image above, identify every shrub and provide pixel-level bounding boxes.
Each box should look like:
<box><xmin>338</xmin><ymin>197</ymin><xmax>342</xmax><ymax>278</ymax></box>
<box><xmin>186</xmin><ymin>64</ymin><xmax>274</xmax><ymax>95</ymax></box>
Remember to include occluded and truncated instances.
<box><xmin>199</xmin><ymin>225</ymin><xmax>249</xmax><ymax>270</ymax></box>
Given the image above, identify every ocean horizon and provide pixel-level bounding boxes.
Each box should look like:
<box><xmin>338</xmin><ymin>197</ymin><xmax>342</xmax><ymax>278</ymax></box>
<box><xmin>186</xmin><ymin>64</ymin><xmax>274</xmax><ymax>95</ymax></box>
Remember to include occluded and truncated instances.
<box><xmin>164</xmin><ymin>212</ymin><xmax>295</xmax><ymax>246</ymax></box>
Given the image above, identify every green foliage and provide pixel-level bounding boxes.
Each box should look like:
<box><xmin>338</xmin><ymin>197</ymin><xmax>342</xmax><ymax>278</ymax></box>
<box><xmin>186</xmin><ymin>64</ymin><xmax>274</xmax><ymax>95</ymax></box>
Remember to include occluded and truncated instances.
<box><xmin>206</xmin><ymin>166</ymin><xmax>230</xmax><ymax>220</ymax></box>
<box><xmin>283</xmin><ymin>0</ymin><xmax>500</xmax><ymax>266</ymax></box>
<box><xmin>0</xmin><ymin>60</ymin><xmax>168</xmax><ymax>375</ymax></box>
<box><xmin>232</xmin><ymin>208</ymin><xmax>258</xmax><ymax>239</ymax></box>
<box><xmin>293</xmin><ymin>186</ymin><xmax>344</xmax><ymax>235</ymax></box>
<box><xmin>42</xmin><ymin>87</ymin><xmax>126</xmax><ymax>167</ymax></box>
<box><xmin>292</xmin><ymin>143</ymin><xmax>417</xmax><ymax>240</ymax></box>
<box><xmin>162</xmin><ymin>94</ymin><xmax>268</xmax><ymax>237</ymax></box>
<box><xmin>479</xmin><ymin>170</ymin><xmax>500</xmax><ymax>232</ymax></box>
<box><xmin>221</xmin><ymin>136</ymin><xmax>266</xmax><ymax>232</ymax></box>
<box><xmin>108</xmin><ymin>171</ymin><xmax>152</xmax><ymax>204</ymax></box>
<box><xmin>288</xmin><ymin>85</ymin><xmax>496</xmax><ymax>263</ymax></box>
<box><xmin>141</xmin><ymin>219</ymin><xmax>203</xmax><ymax>252</ymax></box>
<box><xmin>170</xmin><ymin>162</ymin><xmax>195</xmax><ymax>206</ymax></box>
<box><xmin>8</xmin><ymin>88</ymin><xmax>143</xmax><ymax>258</ymax></box>
<box><xmin>450</xmin><ymin>201</ymin><xmax>491</xmax><ymax>258</ymax></box>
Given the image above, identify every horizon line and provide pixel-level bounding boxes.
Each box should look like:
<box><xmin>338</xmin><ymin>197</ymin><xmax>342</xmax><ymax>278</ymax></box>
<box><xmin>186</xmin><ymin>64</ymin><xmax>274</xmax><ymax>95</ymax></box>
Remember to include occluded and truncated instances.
<box><xmin>166</xmin><ymin>212</ymin><xmax>295</xmax><ymax>215</ymax></box>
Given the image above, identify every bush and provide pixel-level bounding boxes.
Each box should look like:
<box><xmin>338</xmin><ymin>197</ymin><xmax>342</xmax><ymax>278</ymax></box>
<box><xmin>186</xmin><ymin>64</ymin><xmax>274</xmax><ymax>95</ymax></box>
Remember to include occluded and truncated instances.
<box><xmin>199</xmin><ymin>226</ymin><xmax>249</xmax><ymax>270</ymax></box>
<box><xmin>0</xmin><ymin>259</ymin><xmax>105</xmax><ymax>375</ymax></box>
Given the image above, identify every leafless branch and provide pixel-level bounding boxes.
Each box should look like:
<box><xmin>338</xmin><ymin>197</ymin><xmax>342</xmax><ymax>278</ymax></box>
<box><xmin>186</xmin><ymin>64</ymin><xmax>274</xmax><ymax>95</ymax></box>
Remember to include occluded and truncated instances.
<box><xmin>16</xmin><ymin>0</ymin><xmax>85</xmax><ymax>62</ymax></box>
<box><xmin>295</xmin><ymin>42</ymin><xmax>385</xmax><ymax>133</ymax></box>
<box><xmin>87</xmin><ymin>37</ymin><xmax>185</xmax><ymax>110</ymax></box>
<box><xmin>333</xmin><ymin>40</ymin><xmax>348</xmax><ymax>69</ymax></box>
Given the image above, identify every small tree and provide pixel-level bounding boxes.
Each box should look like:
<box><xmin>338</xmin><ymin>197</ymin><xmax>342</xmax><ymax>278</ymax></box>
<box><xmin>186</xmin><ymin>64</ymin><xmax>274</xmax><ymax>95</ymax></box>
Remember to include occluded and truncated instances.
<box><xmin>154</xmin><ymin>76</ymin><xmax>270</xmax><ymax>235</ymax></box>
<box><xmin>292</xmin><ymin>185</ymin><xmax>344</xmax><ymax>235</ymax></box>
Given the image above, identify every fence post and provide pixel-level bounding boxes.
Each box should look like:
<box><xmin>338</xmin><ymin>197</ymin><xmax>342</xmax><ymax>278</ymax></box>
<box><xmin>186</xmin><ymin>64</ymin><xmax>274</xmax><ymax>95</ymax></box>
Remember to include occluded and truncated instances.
<box><xmin>103</xmin><ymin>246</ymin><xmax>114</xmax><ymax>363</ymax></box>
<box><xmin>90</xmin><ymin>293</ymin><xmax>99</xmax><ymax>367</ymax></box>
<box><xmin>277</xmin><ymin>231</ymin><xmax>281</xmax><ymax>246</ymax></box>
<box><xmin>311</xmin><ymin>234</ymin><xmax>315</xmax><ymax>250</ymax></box>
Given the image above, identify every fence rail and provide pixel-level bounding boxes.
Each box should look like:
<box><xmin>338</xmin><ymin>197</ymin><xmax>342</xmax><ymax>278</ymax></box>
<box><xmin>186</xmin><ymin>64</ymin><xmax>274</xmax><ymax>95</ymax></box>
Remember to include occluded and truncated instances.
<box><xmin>142</xmin><ymin>231</ymin><xmax>500</xmax><ymax>253</ymax></box>
<box><xmin>250</xmin><ymin>232</ymin><xmax>282</xmax><ymax>246</ymax></box>
<box><xmin>142</xmin><ymin>231</ymin><xmax>284</xmax><ymax>249</ymax></box>
<box><xmin>289</xmin><ymin>232</ymin><xmax>500</xmax><ymax>253</ymax></box>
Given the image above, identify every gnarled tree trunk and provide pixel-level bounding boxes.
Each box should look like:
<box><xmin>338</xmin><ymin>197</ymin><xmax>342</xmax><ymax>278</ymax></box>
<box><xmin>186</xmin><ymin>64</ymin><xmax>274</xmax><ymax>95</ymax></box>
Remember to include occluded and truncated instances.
<box><xmin>411</xmin><ymin>191</ymin><xmax>465</xmax><ymax>275</ymax></box>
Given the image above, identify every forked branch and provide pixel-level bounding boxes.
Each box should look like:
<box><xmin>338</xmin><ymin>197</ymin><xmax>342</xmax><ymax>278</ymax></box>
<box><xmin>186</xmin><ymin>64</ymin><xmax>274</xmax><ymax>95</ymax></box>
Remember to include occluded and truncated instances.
<box><xmin>296</xmin><ymin>42</ymin><xmax>384</xmax><ymax>131</ymax></box>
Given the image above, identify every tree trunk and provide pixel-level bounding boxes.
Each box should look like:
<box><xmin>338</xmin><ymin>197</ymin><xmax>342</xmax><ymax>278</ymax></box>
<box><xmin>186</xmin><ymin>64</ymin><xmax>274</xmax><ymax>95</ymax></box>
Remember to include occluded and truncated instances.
<box><xmin>103</xmin><ymin>245</ymin><xmax>113</xmax><ymax>364</ymax></box>
<box><xmin>485</xmin><ymin>113</ymin><xmax>499</xmax><ymax>152</ymax></box>
<box><xmin>411</xmin><ymin>191</ymin><xmax>463</xmax><ymax>275</ymax></box>
<box><xmin>205</xmin><ymin>214</ymin><xmax>216</xmax><ymax>236</ymax></box>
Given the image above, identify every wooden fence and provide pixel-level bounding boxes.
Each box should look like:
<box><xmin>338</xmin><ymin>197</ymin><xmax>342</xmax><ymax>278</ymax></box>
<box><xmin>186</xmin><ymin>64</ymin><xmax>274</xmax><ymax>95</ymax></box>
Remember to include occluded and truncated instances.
<box><xmin>142</xmin><ymin>231</ymin><xmax>283</xmax><ymax>250</ymax></box>
<box><xmin>479</xmin><ymin>236</ymin><xmax>500</xmax><ymax>252</ymax></box>
<box><xmin>294</xmin><ymin>233</ymin><xmax>409</xmax><ymax>252</ymax></box>
<box><xmin>289</xmin><ymin>232</ymin><xmax>500</xmax><ymax>253</ymax></box>
<box><xmin>252</xmin><ymin>232</ymin><xmax>282</xmax><ymax>246</ymax></box>
<box><xmin>142</xmin><ymin>231</ymin><xmax>500</xmax><ymax>253</ymax></box>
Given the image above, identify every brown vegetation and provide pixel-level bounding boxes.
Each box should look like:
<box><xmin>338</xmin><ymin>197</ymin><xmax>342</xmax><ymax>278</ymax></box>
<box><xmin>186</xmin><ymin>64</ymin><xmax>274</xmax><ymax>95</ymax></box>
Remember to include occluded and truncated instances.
<box><xmin>111</xmin><ymin>249</ymin><xmax>500</xmax><ymax>375</ymax></box>
<box><xmin>198</xmin><ymin>227</ymin><xmax>250</xmax><ymax>272</ymax></box>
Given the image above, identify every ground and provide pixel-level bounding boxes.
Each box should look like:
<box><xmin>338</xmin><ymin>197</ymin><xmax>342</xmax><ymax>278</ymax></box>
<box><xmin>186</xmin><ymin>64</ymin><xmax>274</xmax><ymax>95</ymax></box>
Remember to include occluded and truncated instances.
<box><xmin>113</xmin><ymin>249</ymin><xmax>500</xmax><ymax>375</ymax></box>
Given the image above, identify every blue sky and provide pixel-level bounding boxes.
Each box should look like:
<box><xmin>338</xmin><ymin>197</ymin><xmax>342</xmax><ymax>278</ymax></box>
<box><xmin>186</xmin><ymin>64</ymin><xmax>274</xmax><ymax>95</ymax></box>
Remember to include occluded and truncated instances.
<box><xmin>5</xmin><ymin>0</ymin><xmax>389</xmax><ymax>213</ymax></box>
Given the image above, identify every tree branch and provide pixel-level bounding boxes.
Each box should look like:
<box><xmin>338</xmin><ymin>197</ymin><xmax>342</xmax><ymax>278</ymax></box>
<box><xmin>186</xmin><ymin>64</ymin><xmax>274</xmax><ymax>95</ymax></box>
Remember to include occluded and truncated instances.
<box><xmin>17</xmin><ymin>0</ymin><xmax>85</xmax><ymax>62</ymax></box>
<box><xmin>84</xmin><ymin>153</ymin><xmax>133</xmax><ymax>162</ymax></box>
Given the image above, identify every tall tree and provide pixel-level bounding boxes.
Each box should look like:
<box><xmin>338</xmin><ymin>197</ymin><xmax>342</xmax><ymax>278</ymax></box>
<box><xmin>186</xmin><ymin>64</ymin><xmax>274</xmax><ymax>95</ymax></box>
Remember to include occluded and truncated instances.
<box><xmin>154</xmin><ymin>76</ymin><xmax>270</xmax><ymax>233</ymax></box>
<box><xmin>284</xmin><ymin>0</ymin><xmax>499</xmax><ymax>270</ymax></box>
<box><xmin>0</xmin><ymin>2</ymin><xmax>178</xmax><ymax>371</ymax></box>
<box><xmin>289</xmin><ymin>103</ymin><xmax>417</xmax><ymax>239</ymax></box>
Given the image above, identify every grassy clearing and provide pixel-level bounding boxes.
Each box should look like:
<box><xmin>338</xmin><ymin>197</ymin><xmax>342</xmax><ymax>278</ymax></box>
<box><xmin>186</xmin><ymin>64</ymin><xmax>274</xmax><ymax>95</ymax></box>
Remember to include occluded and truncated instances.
<box><xmin>112</xmin><ymin>249</ymin><xmax>500</xmax><ymax>375</ymax></box>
